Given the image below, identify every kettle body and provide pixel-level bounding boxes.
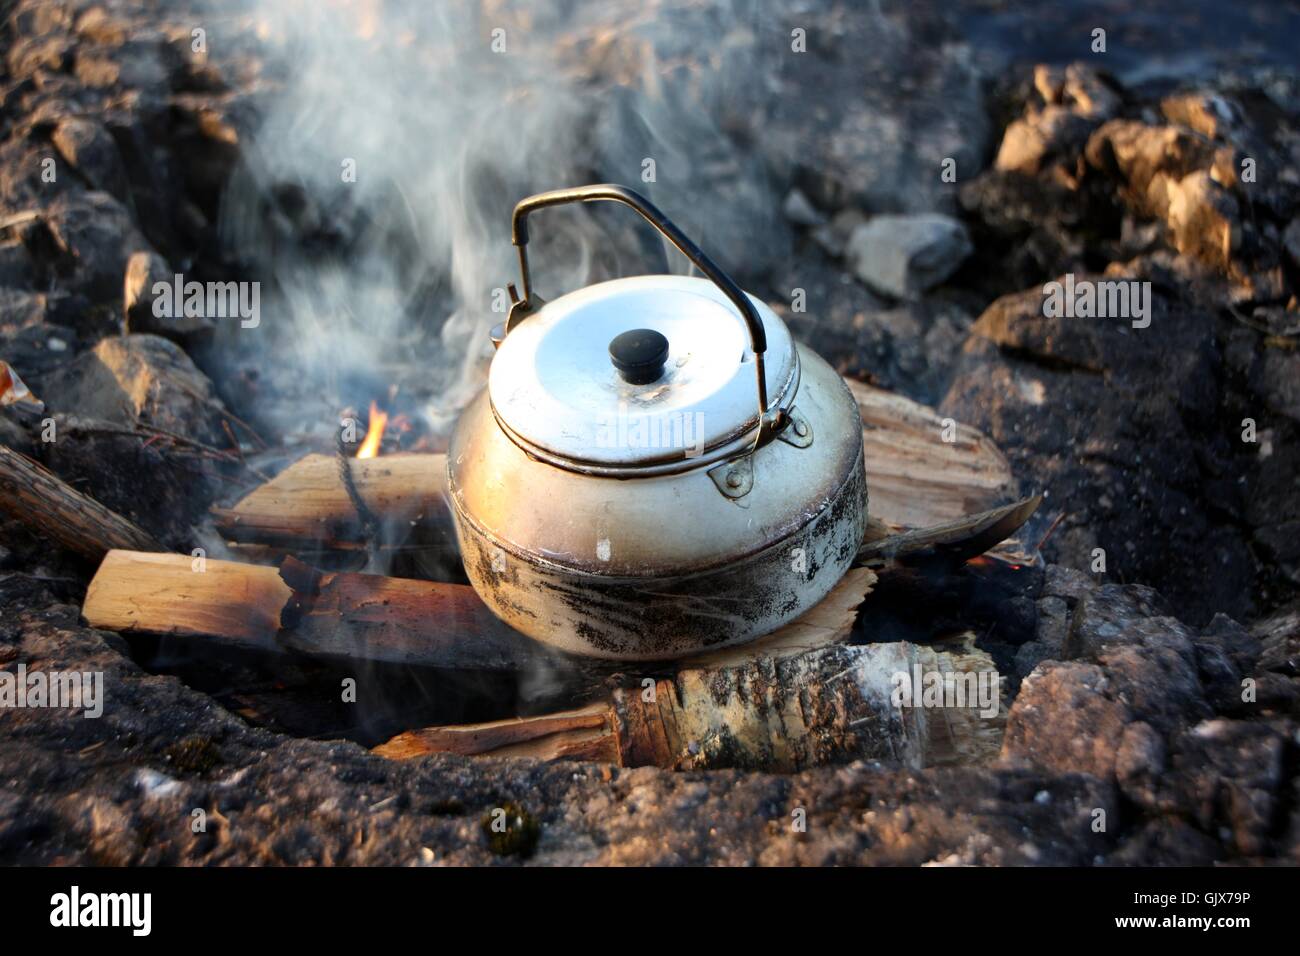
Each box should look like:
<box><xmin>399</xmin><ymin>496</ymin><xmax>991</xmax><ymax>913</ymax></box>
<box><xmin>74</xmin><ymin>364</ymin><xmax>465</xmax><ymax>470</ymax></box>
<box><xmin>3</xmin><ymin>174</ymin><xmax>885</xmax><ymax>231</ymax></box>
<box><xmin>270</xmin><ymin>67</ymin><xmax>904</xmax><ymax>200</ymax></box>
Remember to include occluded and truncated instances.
<box><xmin>447</xmin><ymin>186</ymin><xmax>866</xmax><ymax>660</ymax></box>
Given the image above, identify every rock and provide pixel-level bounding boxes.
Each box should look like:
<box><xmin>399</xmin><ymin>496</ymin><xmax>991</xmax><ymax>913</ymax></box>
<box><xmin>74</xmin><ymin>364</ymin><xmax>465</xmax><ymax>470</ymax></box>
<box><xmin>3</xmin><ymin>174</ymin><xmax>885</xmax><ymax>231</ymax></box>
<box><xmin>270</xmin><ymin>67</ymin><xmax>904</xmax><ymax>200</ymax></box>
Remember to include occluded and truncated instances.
<box><xmin>0</xmin><ymin>241</ymin><xmax>36</xmax><ymax>289</ymax></box>
<box><xmin>957</xmin><ymin>170</ymin><xmax>1098</xmax><ymax>298</ymax></box>
<box><xmin>40</xmin><ymin>412</ymin><xmax>222</xmax><ymax>548</ymax></box>
<box><xmin>1114</xmin><ymin>721</ymin><xmax>1167</xmax><ymax>809</ymax></box>
<box><xmin>0</xmin><ymin>320</ymin><xmax>78</xmax><ymax>394</ymax></box>
<box><xmin>0</xmin><ymin>288</ymin><xmax>48</xmax><ymax>333</ymax></box>
<box><xmin>1000</xmin><ymin>660</ymin><xmax>1132</xmax><ymax>779</ymax></box>
<box><xmin>1199</xmin><ymin>613</ymin><xmax>1262</xmax><ymax>674</ymax></box>
<box><xmin>74</xmin><ymin>7</ymin><xmax>129</xmax><ymax>47</ymax></box>
<box><xmin>942</xmin><ymin>277</ymin><xmax>1257</xmax><ymax>625</ymax></box>
<box><xmin>1258</xmin><ymin>347</ymin><xmax>1300</xmax><ymax>423</ymax></box>
<box><xmin>719</xmin><ymin>4</ymin><xmax>989</xmax><ymax>217</ymax></box>
<box><xmin>1084</xmin><ymin>120</ymin><xmax>1227</xmax><ymax>202</ymax></box>
<box><xmin>1285</xmin><ymin>218</ymin><xmax>1300</xmax><ymax>268</ymax></box>
<box><xmin>1027</xmin><ymin>63</ymin><xmax>1121</xmax><ymax>123</ymax></box>
<box><xmin>50</xmin><ymin>117</ymin><xmax>130</xmax><ymax>202</ymax></box>
<box><xmin>1058</xmin><ymin>64</ymin><xmax>1121</xmax><ymax>120</ymax></box>
<box><xmin>1254</xmin><ymin>602</ymin><xmax>1300</xmax><ymax>676</ymax></box>
<box><xmin>1166</xmin><ymin>719</ymin><xmax>1288</xmax><ymax>857</ymax></box>
<box><xmin>1162</xmin><ymin>169</ymin><xmax>1241</xmax><ymax>270</ymax></box>
<box><xmin>1042</xmin><ymin>563</ymin><xmax>1097</xmax><ymax>603</ymax></box>
<box><xmin>1107</xmin><ymin>818</ymin><xmax>1223</xmax><ymax>865</ymax></box>
<box><xmin>1014</xmin><ymin>594</ymin><xmax>1070</xmax><ymax>680</ymax></box>
<box><xmin>6</xmin><ymin>36</ymin><xmax>70</xmax><ymax>80</ymax></box>
<box><xmin>1193</xmin><ymin>637</ymin><xmax>1246</xmax><ymax>713</ymax></box>
<box><xmin>1079</xmin><ymin>118</ymin><xmax>1291</xmax><ymax>283</ymax></box>
<box><xmin>37</xmin><ymin>190</ymin><xmax>157</xmax><ymax>308</ymax></box>
<box><xmin>845</xmin><ymin>214</ymin><xmax>972</xmax><ymax>300</ymax></box>
<box><xmin>73</xmin><ymin>39</ymin><xmax>169</xmax><ymax>91</ymax></box>
<box><xmin>1161</xmin><ymin>91</ymin><xmax>1243</xmax><ymax>141</ymax></box>
<box><xmin>781</xmin><ymin>188</ymin><xmax>825</xmax><ymax>227</ymax></box>
<box><xmin>123</xmin><ymin>250</ymin><xmax>212</xmax><ymax>336</ymax></box>
<box><xmin>809</xmin><ymin>208</ymin><xmax>868</xmax><ymax>259</ymax></box>
<box><xmin>989</xmin><ymin>63</ymin><xmax>1118</xmax><ymax>202</ymax></box>
<box><xmin>1063</xmin><ymin>584</ymin><xmax>1173</xmax><ymax>657</ymax></box>
<box><xmin>1062</xmin><ymin>585</ymin><xmax>1210</xmax><ymax>737</ymax></box>
<box><xmin>43</xmin><ymin>333</ymin><xmax>227</xmax><ymax>445</ymax></box>
<box><xmin>766</xmin><ymin>245</ymin><xmax>970</xmax><ymax>403</ymax></box>
<box><xmin>994</xmin><ymin>105</ymin><xmax>1095</xmax><ymax>176</ymax></box>
<box><xmin>0</xmin><ymin>414</ymin><xmax>33</xmax><ymax>455</ymax></box>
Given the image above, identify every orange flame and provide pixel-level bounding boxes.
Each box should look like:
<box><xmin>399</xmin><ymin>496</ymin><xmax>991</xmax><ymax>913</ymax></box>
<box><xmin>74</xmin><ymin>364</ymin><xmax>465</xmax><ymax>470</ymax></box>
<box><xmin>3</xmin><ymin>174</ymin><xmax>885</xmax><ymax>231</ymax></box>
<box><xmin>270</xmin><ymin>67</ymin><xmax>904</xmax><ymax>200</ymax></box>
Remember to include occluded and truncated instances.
<box><xmin>356</xmin><ymin>401</ymin><xmax>388</xmax><ymax>459</ymax></box>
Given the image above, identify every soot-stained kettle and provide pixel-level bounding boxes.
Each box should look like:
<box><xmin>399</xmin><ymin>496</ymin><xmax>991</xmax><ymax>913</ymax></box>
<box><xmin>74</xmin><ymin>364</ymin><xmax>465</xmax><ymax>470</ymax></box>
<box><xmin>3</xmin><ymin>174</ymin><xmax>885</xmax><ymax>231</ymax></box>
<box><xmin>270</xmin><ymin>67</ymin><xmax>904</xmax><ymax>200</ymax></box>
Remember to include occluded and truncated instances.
<box><xmin>447</xmin><ymin>185</ymin><xmax>866</xmax><ymax>660</ymax></box>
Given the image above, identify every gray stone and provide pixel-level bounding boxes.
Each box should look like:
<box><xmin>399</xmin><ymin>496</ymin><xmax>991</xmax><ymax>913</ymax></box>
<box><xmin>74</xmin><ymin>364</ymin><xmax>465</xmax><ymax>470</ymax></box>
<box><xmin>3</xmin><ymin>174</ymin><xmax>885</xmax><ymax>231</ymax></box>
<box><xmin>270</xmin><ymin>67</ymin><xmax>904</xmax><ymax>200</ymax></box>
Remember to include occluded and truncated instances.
<box><xmin>781</xmin><ymin>188</ymin><xmax>825</xmax><ymax>227</ymax></box>
<box><xmin>845</xmin><ymin>214</ymin><xmax>972</xmax><ymax>300</ymax></box>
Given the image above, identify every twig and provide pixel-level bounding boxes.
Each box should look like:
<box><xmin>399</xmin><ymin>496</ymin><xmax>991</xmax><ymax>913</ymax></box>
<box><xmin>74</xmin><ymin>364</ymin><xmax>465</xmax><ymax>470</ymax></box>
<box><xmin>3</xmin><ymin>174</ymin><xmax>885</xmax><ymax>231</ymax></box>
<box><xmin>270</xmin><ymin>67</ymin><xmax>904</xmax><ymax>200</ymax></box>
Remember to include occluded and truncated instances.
<box><xmin>1034</xmin><ymin>511</ymin><xmax>1067</xmax><ymax>552</ymax></box>
<box><xmin>169</xmin><ymin>376</ymin><xmax>267</xmax><ymax>449</ymax></box>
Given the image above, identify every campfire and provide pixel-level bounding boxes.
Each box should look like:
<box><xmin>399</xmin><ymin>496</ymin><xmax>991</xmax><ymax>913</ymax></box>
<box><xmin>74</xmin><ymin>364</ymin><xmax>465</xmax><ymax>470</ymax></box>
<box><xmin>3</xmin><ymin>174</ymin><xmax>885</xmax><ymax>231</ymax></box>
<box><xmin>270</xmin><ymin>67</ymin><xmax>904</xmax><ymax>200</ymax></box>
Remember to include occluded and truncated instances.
<box><xmin>3</xmin><ymin>361</ymin><xmax>1035</xmax><ymax>767</ymax></box>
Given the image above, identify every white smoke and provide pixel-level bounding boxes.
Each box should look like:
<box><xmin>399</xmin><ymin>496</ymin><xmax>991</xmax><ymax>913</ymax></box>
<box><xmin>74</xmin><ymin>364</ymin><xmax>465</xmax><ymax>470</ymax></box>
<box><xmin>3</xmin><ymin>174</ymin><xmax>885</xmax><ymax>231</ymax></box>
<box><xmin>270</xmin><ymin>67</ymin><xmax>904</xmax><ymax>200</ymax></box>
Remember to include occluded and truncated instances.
<box><xmin>211</xmin><ymin>0</ymin><xmax>786</xmax><ymax>438</ymax></box>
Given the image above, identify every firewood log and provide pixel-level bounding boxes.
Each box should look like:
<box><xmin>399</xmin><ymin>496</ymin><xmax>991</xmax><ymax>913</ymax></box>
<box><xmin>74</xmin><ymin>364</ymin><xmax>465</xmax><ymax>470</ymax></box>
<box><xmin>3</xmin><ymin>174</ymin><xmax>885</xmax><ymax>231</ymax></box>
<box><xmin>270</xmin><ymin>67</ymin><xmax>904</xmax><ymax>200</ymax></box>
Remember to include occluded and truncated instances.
<box><xmin>81</xmin><ymin>550</ymin><xmax>550</xmax><ymax>672</ymax></box>
<box><xmin>211</xmin><ymin>452</ymin><xmax>453</xmax><ymax>552</ymax></box>
<box><xmin>847</xmin><ymin>379</ymin><xmax>1016</xmax><ymax>527</ymax></box>
<box><xmin>0</xmin><ymin>444</ymin><xmax>162</xmax><ymax>559</ymax></box>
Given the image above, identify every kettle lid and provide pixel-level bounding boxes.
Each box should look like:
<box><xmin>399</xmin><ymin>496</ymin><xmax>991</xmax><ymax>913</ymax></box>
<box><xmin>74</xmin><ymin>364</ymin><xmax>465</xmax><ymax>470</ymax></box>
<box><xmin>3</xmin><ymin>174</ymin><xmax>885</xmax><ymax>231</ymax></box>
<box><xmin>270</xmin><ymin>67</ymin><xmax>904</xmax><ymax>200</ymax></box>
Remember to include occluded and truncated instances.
<box><xmin>488</xmin><ymin>275</ymin><xmax>798</xmax><ymax>471</ymax></box>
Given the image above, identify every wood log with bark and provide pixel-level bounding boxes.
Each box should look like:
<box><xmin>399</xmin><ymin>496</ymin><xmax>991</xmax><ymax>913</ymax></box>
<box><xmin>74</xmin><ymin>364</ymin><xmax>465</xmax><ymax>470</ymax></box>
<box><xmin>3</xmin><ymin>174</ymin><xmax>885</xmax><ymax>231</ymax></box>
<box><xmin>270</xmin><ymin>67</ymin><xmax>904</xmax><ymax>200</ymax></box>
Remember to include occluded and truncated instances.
<box><xmin>0</xmin><ymin>443</ymin><xmax>162</xmax><ymax>559</ymax></box>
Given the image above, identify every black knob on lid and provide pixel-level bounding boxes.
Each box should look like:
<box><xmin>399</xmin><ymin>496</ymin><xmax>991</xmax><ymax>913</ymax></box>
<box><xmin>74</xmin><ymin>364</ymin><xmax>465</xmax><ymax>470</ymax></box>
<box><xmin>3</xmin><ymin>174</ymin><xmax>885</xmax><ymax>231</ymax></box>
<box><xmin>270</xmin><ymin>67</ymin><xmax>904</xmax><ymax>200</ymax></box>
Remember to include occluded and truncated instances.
<box><xmin>609</xmin><ymin>328</ymin><xmax>669</xmax><ymax>385</ymax></box>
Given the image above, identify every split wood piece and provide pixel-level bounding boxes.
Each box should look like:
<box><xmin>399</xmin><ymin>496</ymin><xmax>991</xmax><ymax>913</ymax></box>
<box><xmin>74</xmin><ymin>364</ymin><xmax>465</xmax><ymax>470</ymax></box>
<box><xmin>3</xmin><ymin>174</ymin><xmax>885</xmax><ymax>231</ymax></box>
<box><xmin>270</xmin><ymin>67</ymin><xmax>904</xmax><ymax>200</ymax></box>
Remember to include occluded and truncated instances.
<box><xmin>371</xmin><ymin>702</ymin><xmax>620</xmax><ymax>763</ymax></box>
<box><xmin>211</xmin><ymin>453</ymin><xmax>452</xmax><ymax>552</ymax></box>
<box><xmin>275</xmin><ymin>556</ymin><xmax>546</xmax><ymax>671</ymax></box>
<box><xmin>81</xmin><ymin>550</ymin><xmax>551</xmax><ymax>672</ymax></box>
<box><xmin>0</xmin><ymin>444</ymin><xmax>162</xmax><ymax>559</ymax></box>
<box><xmin>846</xmin><ymin>379</ymin><xmax>1017</xmax><ymax>529</ymax></box>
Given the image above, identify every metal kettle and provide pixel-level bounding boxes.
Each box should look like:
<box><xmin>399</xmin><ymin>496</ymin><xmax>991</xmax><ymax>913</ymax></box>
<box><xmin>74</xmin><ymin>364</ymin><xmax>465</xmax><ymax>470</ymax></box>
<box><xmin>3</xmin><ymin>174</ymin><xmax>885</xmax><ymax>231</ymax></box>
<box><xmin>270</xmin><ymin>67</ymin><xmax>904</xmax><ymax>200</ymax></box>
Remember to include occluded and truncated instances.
<box><xmin>447</xmin><ymin>185</ymin><xmax>866</xmax><ymax>660</ymax></box>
